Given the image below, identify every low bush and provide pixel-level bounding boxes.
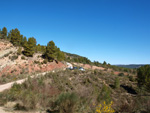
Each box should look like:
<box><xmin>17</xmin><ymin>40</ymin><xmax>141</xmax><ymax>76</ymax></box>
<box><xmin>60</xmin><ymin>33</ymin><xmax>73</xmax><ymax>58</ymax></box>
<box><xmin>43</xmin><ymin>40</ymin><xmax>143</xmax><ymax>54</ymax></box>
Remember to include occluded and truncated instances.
<box><xmin>97</xmin><ymin>85</ymin><xmax>111</xmax><ymax>104</ymax></box>
<box><xmin>43</xmin><ymin>59</ymin><xmax>48</xmax><ymax>64</ymax></box>
<box><xmin>9</xmin><ymin>55</ymin><xmax>18</xmax><ymax>61</ymax></box>
<box><xmin>94</xmin><ymin>69</ymin><xmax>98</xmax><ymax>75</ymax></box>
<box><xmin>4</xmin><ymin>53</ymin><xmax>10</xmax><ymax>57</ymax></box>
<box><xmin>3</xmin><ymin>51</ymin><xmax>13</xmax><ymax>57</ymax></box>
<box><xmin>21</xmin><ymin>56</ymin><xmax>25</xmax><ymax>60</ymax></box>
<box><xmin>34</xmin><ymin>60</ymin><xmax>40</xmax><ymax>64</ymax></box>
<box><xmin>128</xmin><ymin>75</ymin><xmax>134</xmax><ymax>82</ymax></box>
<box><xmin>17</xmin><ymin>47</ymin><xmax>22</xmax><ymax>55</ymax></box>
<box><xmin>56</xmin><ymin>92</ymin><xmax>78</xmax><ymax>113</ymax></box>
<box><xmin>14</xmin><ymin>103</ymin><xmax>26</xmax><ymax>111</ymax></box>
<box><xmin>114</xmin><ymin>77</ymin><xmax>120</xmax><ymax>89</ymax></box>
<box><xmin>118</xmin><ymin>73</ymin><xmax>124</xmax><ymax>76</ymax></box>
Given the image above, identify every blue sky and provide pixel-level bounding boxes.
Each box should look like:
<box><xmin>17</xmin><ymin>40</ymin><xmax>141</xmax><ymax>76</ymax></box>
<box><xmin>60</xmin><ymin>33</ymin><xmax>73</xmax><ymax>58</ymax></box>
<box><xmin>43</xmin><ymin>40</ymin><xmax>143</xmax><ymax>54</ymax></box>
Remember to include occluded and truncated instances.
<box><xmin>0</xmin><ymin>0</ymin><xmax>150</xmax><ymax>64</ymax></box>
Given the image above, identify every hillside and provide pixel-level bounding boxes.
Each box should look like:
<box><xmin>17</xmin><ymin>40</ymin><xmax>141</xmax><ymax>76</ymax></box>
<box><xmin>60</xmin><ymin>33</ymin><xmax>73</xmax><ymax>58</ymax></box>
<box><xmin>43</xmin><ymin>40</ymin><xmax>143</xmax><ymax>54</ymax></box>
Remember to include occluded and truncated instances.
<box><xmin>64</xmin><ymin>52</ymin><xmax>84</xmax><ymax>58</ymax></box>
<box><xmin>0</xmin><ymin>69</ymin><xmax>149</xmax><ymax>113</ymax></box>
<box><xmin>0</xmin><ymin>0</ymin><xmax>150</xmax><ymax>112</ymax></box>
<box><xmin>0</xmin><ymin>38</ymin><xmax>149</xmax><ymax>113</ymax></box>
<box><xmin>0</xmin><ymin>28</ymin><xmax>149</xmax><ymax>113</ymax></box>
<box><xmin>0</xmin><ymin>40</ymin><xmax>66</xmax><ymax>84</ymax></box>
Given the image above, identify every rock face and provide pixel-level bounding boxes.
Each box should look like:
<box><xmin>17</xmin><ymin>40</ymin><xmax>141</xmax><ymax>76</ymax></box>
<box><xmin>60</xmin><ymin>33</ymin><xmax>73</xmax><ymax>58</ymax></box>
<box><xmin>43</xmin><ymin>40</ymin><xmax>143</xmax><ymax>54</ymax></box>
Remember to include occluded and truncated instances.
<box><xmin>0</xmin><ymin>60</ymin><xmax>66</xmax><ymax>76</ymax></box>
<box><xmin>0</xmin><ymin>40</ymin><xmax>66</xmax><ymax>76</ymax></box>
<box><xmin>0</xmin><ymin>40</ymin><xmax>16</xmax><ymax>59</ymax></box>
<box><xmin>0</xmin><ymin>40</ymin><xmax>13</xmax><ymax>51</ymax></box>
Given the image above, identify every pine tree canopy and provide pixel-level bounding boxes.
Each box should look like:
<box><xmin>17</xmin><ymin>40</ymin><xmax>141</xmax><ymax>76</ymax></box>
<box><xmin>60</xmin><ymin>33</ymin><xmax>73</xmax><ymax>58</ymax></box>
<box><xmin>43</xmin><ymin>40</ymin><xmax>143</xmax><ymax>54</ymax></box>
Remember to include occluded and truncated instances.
<box><xmin>45</xmin><ymin>41</ymin><xmax>57</xmax><ymax>62</ymax></box>
<box><xmin>23</xmin><ymin>37</ymin><xmax>37</xmax><ymax>57</ymax></box>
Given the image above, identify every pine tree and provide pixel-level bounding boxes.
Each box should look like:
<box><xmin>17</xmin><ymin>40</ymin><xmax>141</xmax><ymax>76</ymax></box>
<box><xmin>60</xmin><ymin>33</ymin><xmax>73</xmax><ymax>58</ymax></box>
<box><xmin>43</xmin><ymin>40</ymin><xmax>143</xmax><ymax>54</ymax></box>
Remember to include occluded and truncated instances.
<box><xmin>56</xmin><ymin>48</ymin><xmax>65</xmax><ymax>61</ymax></box>
<box><xmin>10</xmin><ymin>29</ymin><xmax>16</xmax><ymax>44</ymax></box>
<box><xmin>2</xmin><ymin>27</ymin><xmax>7</xmax><ymax>39</ymax></box>
<box><xmin>20</xmin><ymin>35</ymin><xmax>24</xmax><ymax>46</ymax></box>
<box><xmin>45</xmin><ymin>41</ymin><xmax>56</xmax><ymax>62</ymax></box>
<box><xmin>10</xmin><ymin>28</ymin><xmax>21</xmax><ymax>46</ymax></box>
<box><xmin>103</xmin><ymin>61</ymin><xmax>107</xmax><ymax>65</ymax></box>
<box><xmin>22</xmin><ymin>36</ymin><xmax>27</xmax><ymax>47</ymax></box>
<box><xmin>7</xmin><ymin>32</ymin><xmax>11</xmax><ymax>41</ymax></box>
<box><xmin>137</xmin><ymin>65</ymin><xmax>150</xmax><ymax>92</ymax></box>
<box><xmin>23</xmin><ymin>37</ymin><xmax>36</xmax><ymax>57</ymax></box>
<box><xmin>35</xmin><ymin>44</ymin><xmax>41</xmax><ymax>53</ymax></box>
<box><xmin>41</xmin><ymin>45</ymin><xmax>46</xmax><ymax>53</ymax></box>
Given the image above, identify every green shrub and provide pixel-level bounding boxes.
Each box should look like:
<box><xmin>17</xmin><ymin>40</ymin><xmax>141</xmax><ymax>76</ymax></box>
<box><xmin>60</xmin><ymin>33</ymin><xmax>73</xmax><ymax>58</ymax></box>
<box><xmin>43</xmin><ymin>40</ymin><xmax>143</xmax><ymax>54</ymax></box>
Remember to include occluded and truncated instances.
<box><xmin>111</xmin><ymin>71</ymin><xmax>114</xmax><ymax>75</ymax></box>
<box><xmin>114</xmin><ymin>77</ymin><xmax>120</xmax><ymax>89</ymax></box>
<box><xmin>118</xmin><ymin>73</ymin><xmax>124</xmax><ymax>76</ymax></box>
<box><xmin>128</xmin><ymin>75</ymin><xmax>134</xmax><ymax>82</ymax></box>
<box><xmin>22</xmin><ymin>90</ymin><xmax>37</xmax><ymax>109</ymax></box>
<box><xmin>123</xmin><ymin>68</ymin><xmax>129</xmax><ymax>72</ymax></box>
<box><xmin>94</xmin><ymin>70</ymin><xmax>98</xmax><ymax>75</ymax></box>
<box><xmin>34</xmin><ymin>60</ymin><xmax>40</xmax><ymax>64</ymax></box>
<box><xmin>3</xmin><ymin>51</ymin><xmax>13</xmax><ymax>57</ymax></box>
<box><xmin>14</xmin><ymin>103</ymin><xmax>26</xmax><ymax>111</ymax></box>
<box><xmin>137</xmin><ymin>65</ymin><xmax>150</xmax><ymax>92</ymax></box>
<box><xmin>21</xmin><ymin>56</ymin><xmax>25</xmax><ymax>60</ymax></box>
<box><xmin>8</xmin><ymin>83</ymin><xmax>22</xmax><ymax>101</ymax></box>
<box><xmin>56</xmin><ymin>92</ymin><xmax>78</xmax><ymax>113</ymax></box>
<box><xmin>97</xmin><ymin>85</ymin><xmax>111</xmax><ymax>104</ymax></box>
<box><xmin>9</xmin><ymin>55</ymin><xmax>18</xmax><ymax>61</ymax></box>
<box><xmin>43</xmin><ymin>59</ymin><xmax>48</xmax><ymax>64</ymax></box>
<box><xmin>17</xmin><ymin>47</ymin><xmax>22</xmax><ymax>55</ymax></box>
<box><xmin>4</xmin><ymin>53</ymin><xmax>10</xmax><ymax>57</ymax></box>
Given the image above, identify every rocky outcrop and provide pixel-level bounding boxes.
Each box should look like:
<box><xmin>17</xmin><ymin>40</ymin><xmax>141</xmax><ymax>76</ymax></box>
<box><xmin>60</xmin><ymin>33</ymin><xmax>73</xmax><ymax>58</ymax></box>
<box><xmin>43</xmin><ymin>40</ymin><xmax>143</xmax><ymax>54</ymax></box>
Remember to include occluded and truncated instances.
<box><xmin>0</xmin><ymin>60</ymin><xmax>66</xmax><ymax>76</ymax></box>
<box><xmin>0</xmin><ymin>40</ymin><xmax>66</xmax><ymax>76</ymax></box>
<box><xmin>0</xmin><ymin>40</ymin><xmax>13</xmax><ymax>51</ymax></box>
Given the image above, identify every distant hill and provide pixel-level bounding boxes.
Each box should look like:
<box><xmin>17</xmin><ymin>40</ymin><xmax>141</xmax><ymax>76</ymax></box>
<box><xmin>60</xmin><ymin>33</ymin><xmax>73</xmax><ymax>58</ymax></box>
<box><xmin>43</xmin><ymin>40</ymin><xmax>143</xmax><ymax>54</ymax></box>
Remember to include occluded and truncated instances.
<box><xmin>63</xmin><ymin>51</ymin><xmax>84</xmax><ymax>58</ymax></box>
<box><xmin>115</xmin><ymin>64</ymin><xmax>150</xmax><ymax>69</ymax></box>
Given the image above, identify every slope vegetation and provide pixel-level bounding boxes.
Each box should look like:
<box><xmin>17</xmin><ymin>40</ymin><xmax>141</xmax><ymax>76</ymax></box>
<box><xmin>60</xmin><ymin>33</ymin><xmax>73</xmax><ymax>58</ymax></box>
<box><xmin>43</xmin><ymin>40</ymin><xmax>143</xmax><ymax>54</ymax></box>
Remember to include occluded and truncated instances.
<box><xmin>0</xmin><ymin>69</ymin><xmax>149</xmax><ymax>113</ymax></box>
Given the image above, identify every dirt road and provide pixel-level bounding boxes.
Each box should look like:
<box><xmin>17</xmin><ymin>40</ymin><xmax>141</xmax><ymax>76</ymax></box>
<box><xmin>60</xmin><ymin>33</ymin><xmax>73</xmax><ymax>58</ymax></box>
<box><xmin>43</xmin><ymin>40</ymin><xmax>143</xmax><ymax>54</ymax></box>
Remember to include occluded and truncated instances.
<box><xmin>0</xmin><ymin>72</ymin><xmax>48</xmax><ymax>92</ymax></box>
<box><xmin>0</xmin><ymin>107</ymin><xmax>10</xmax><ymax>113</ymax></box>
<box><xmin>0</xmin><ymin>71</ymin><xmax>49</xmax><ymax>113</ymax></box>
<box><xmin>0</xmin><ymin>79</ymin><xmax>26</xmax><ymax>92</ymax></box>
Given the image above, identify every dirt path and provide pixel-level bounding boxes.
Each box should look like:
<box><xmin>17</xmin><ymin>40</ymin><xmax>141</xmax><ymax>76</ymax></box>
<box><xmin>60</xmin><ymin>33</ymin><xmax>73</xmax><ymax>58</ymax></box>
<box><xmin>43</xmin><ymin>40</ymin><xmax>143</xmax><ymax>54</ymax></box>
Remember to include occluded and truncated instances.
<box><xmin>0</xmin><ymin>79</ymin><xmax>26</xmax><ymax>92</ymax></box>
<box><xmin>0</xmin><ymin>71</ymin><xmax>49</xmax><ymax>113</ymax></box>
<box><xmin>0</xmin><ymin>107</ymin><xmax>10</xmax><ymax>113</ymax></box>
<box><xmin>0</xmin><ymin>107</ymin><xmax>44</xmax><ymax>113</ymax></box>
<box><xmin>0</xmin><ymin>72</ymin><xmax>48</xmax><ymax>92</ymax></box>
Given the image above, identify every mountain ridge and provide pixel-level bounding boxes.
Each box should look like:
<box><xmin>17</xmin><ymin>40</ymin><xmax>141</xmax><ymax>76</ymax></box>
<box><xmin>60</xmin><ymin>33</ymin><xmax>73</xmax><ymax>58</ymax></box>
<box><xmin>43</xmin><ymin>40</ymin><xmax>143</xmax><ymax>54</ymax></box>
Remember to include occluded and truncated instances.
<box><xmin>115</xmin><ymin>64</ymin><xmax>150</xmax><ymax>69</ymax></box>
